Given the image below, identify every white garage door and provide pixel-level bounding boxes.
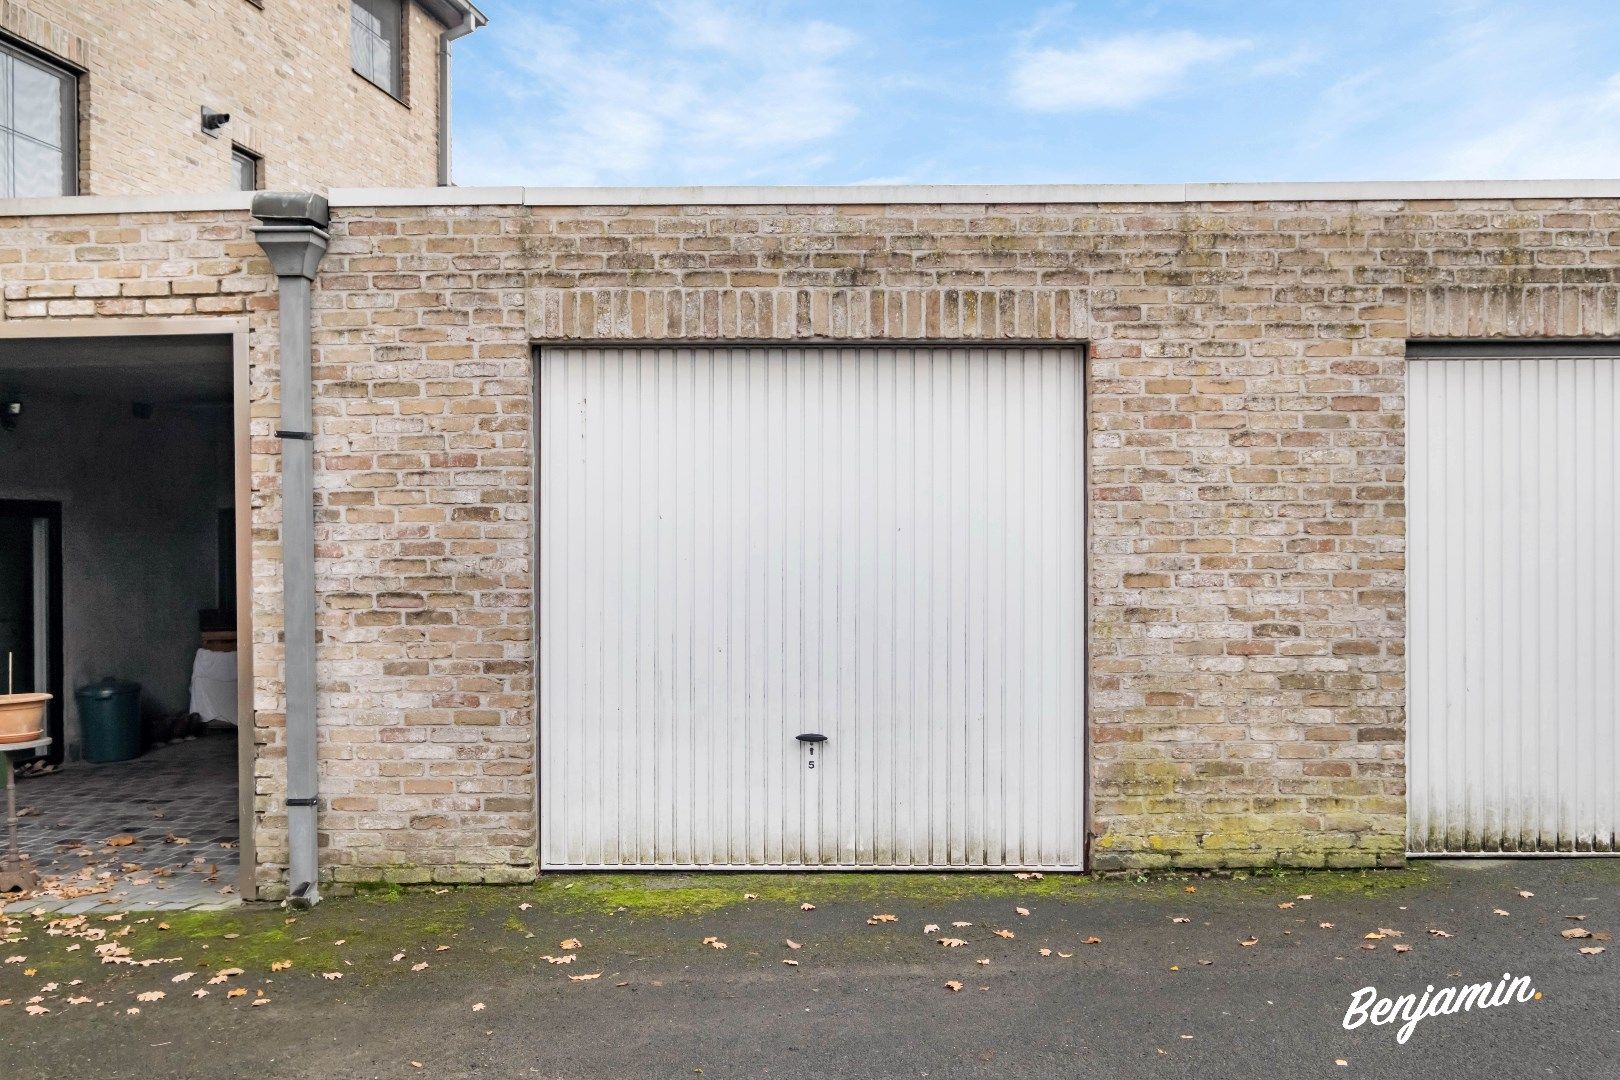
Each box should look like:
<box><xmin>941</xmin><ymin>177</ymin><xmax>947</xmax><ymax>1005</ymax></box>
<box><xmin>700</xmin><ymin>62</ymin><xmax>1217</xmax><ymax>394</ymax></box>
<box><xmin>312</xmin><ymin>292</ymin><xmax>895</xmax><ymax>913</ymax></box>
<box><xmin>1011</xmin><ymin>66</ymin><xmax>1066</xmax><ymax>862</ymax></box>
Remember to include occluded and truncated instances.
<box><xmin>1408</xmin><ymin>348</ymin><xmax>1620</xmax><ymax>853</ymax></box>
<box><xmin>539</xmin><ymin>346</ymin><xmax>1086</xmax><ymax>869</ymax></box>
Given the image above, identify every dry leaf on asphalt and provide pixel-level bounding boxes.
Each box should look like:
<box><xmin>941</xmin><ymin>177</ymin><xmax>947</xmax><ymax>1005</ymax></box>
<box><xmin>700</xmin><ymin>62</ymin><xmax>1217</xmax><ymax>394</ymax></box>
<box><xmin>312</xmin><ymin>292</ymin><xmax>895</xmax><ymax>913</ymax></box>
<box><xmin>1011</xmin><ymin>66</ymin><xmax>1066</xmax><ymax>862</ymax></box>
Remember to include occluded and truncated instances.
<box><xmin>1240</xmin><ymin>937</ymin><xmax>1259</xmax><ymax>947</ymax></box>
<box><xmin>1393</xmin><ymin>944</ymin><xmax>1413</xmax><ymax>954</ymax></box>
<box><xmin>171</xmin><ymin>972</ymin><xmax>194</xmax><ymax>983</ymax></box>
<box><xmin>542</xmin><ymin>955</ymin><xmax>576</xmax><ymax>965</ymax></box>
<box><xmin>568</xmin><ymin>973</ymin><xmax>602</xmax><ymax>982</ymax></box>
<box><xmin>560</xmin><ymin>939</ymin><xmax>582</xmax><ymax>950</ymax></box>
<box><xmin>472</xmin><ymin>1003</ymin><xmax>485</xmax><ymax>1012</ymax></box>
<box><xmin>1081</xmin><ymin>936</ymin><xmax>1102</xmax><ymax>945</ymax></box>
<box><xmin>251</xmin><ymin>998</ymin><xmax>270</xmax><ymax>1007</ymax></box>
<box><xmin>226</xmin><ymin>988</ymin><xmax>247</xmax><ymax>999</ymax></box>
<box><xmin>1058</xmin><ymin>951</ymin><xmax>1073</xmax><ymax>958</ymax></box>
<box><xmin>703</xmin><ymin>938</ymin><xmax>728</xmax><ymax>950</ymax></box>
<box><xmin>991</xmin><ymin>929</ymin><xmax>1015</xmax><ymax>940</ymax></box>
<box><xmin>782</xmin><ymin>959</ymin><xmax>799</xmax><ymax>967</ymax></box>
<box><xmin>944</xmin><ymin>980</ymin><xmax>964</xmax><ymax>992</ymax></box>
<box><xmin>392</xmin><ymin>952</ymin><xmax>406</xmax><ymax>963</ymax></box>
<box><xmin>191</xmin><ymin>989</ymin><xmax>208</xmax><ymax>999</ymax></box>
<box><xmin>923</xmin><ymin>924</ymin><xmax>940</xmax><ymax>935</ymax></box>
<box><xmin>937</xmin><ymin>938</ymin><xmax>968</xmax><ymax>948</ymax></box>
<box><xmin>1015</xmin><ymin>907</ymin><xmax>1030</xmax><ymax>917</ymax></box>
<box><xmin>1039</xmin><ymin>948</ymin><xmax>1052</xmax><ymax>957</ymax></box>
<box><xmin>1278</xmin><ymin>902</ymin><xmax>1295</xmax><ymax>910</ymax></box>
<box><xmin>1565</xmin><ymin>914</ymin><xmax>1587</xmax><ymax>921</ymax></box>
<box><xmin>1518</xmin><ymin>890</ymin><xmax>1535</xmax><ymax>899</ymax></box>
<box><xmin>784</xmin><ymin>939</ymin><xmax>802</xmax><ymax>950</ymax></box>
<box><xmin>800</xmin><ymin>903</ymin><xmax>815</xmax><ymax>911</ymax></box>
<box><xmin>1320</xmin><ymin>922</ymin><xmax>1336</xmax><ymax>929</ymax></box>
<box><xmin>271</xmin><ymin>960</ymin><xmax>292</xmax><ymax>972</ymax></box>
<box><xmin>106</xmin><ymin>835</ymin><xmax>136</xmax><ymax>848</ymax></box>
<box><xmin>321</xmin><ymin>972</ymin><xmax>343</xmax><ymax>980</ymax></box>
<box><xmin>411</xmin><ymin>962</ymin><xmax>428</xmax><ymax>972</ymax></box>
<box><xmin>976</xmin><ymin>958</ymin><xmax>989</xmax><ymax>966</ymax></box>
<box><xmin>1427</xmin><ymin>929</ymin><xmax>1452</xmax><ymax>938</ymax></box>
<box><xmin>1561</xmin><ymin>928</ymin><xmax>1592</xmax><ymax>939</ymax></box>
<box><xmin>1171</xmin><ymin>917</ymin><xmax>1191</xmax><ymax>924</ymax></box>
<box><xmin>1493</xmin><ymin>909</ymin><xmax>1511</xmax><ymax>916</ymax></box>
<box><xmin>1578</xmin><ymin>946</ymin><xmax>1605</xmax><ymax>956</ymax></box>
<box><xmin>135</xmin><ymin>991</ymin><xmax>165</xmax><ymax>1002</ymax></box>
<box><xmin>951</xmin><ymin>921</ymin><xmax>972</xmax><ymax>928</ymax></box>
<box><xmin>867</xmin><ymin>914</ymin><xmax>898</xmax><ymax>925</ymax></box>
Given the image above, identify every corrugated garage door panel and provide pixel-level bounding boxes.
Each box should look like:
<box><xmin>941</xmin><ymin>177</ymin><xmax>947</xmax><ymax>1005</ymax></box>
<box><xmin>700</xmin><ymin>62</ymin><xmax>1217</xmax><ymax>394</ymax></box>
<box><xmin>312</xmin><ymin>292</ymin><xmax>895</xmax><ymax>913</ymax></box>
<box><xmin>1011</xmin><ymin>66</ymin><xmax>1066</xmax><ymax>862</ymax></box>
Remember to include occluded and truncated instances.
<box><xmin>539</xmin><ymin>346</ymin><xmax>1086</xmax><ymax>869</ymax></box>
<box><xmin>1408</xmin><ymin>352</ymin><xmax>1619</xmax><ymax>853</ymax></box>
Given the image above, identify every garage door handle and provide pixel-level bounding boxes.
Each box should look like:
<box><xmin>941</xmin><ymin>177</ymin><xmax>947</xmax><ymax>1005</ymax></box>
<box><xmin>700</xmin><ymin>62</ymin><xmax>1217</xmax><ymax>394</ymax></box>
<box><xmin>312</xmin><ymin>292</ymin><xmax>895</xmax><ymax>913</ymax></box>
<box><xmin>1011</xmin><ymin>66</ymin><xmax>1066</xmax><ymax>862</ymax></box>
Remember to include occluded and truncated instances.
<box><xmin>796</xmin><ymin>733</ymin><xmax>827</xmax><ymax>744</ymax></box>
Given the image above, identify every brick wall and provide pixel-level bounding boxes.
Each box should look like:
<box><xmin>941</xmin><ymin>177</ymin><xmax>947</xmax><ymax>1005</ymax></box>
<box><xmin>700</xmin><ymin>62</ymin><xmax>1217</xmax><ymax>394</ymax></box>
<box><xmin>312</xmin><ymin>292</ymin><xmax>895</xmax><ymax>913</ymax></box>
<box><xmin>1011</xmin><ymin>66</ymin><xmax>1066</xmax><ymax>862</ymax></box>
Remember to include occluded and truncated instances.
<box><xmin>1</xmin><ymin>0</ymin><xmax>447</xmax><ymax>194</ymax></box>
<box><xmin>5</xmin><ymin>193</ymin><xmax>1620</xmax><ymax>892</ymax></box>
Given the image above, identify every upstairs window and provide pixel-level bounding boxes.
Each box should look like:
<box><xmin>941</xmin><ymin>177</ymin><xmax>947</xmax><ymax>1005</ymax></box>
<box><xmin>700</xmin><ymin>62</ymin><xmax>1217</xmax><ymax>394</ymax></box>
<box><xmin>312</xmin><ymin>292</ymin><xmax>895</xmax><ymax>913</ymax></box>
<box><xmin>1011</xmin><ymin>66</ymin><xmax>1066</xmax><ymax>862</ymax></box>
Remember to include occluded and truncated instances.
<box><xmin>0</xmin><ymin>38</ymin><xmax>76</xmax><ymax>198</ymax></box>
<box><xmin>350</xmin><ymin>0</ymin><xmax>403</xmax><ymax>99</ymax></box>
<box><xmin>231</xmin><ymin>147</ymin><xmax>260</xmax><ymax>191</ymax></box>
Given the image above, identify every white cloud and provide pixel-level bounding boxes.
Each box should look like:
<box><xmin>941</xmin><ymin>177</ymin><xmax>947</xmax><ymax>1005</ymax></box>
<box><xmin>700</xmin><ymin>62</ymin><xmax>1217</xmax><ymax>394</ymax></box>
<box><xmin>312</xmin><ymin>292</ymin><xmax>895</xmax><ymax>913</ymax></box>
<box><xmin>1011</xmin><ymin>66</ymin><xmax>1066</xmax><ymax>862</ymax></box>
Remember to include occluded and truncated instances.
<box><xmin>1009</xmin><ymin>30</ymin><xmax>1248</xmax><ymax>112</ymax></box>
<box><xmin>1438</xmin><ymin>73</ymin><xmax>1620</xmax><ymax>178</ymax></box>
<box><xmin>456</xmin><ymin>2</ymin><xmax>858</xmax><ymax>186</ymax></box>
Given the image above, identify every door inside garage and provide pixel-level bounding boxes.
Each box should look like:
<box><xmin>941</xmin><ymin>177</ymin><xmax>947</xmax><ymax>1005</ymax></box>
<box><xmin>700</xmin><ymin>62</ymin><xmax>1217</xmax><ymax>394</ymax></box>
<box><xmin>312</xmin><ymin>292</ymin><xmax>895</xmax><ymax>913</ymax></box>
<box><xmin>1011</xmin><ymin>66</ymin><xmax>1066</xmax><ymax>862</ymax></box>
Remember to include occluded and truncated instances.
<box><xmin>538</xmin><ymin>345</ymin><xmax>1086</xmax><ymax>869</ymax></box>
<box><xmin>1408</xmin><ymin>344</ymin><xmax>1619</xmax><ymax>853</ymax></box>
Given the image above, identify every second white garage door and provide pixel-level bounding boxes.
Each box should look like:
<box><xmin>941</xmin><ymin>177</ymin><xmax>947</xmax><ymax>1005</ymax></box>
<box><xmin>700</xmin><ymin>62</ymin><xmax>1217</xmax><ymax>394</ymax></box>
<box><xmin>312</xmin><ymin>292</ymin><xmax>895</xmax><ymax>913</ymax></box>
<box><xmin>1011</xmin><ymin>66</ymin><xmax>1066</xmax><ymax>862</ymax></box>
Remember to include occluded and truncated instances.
<box><xmin>539</xmin><ymin>346</ymin><xmax>1086</xmax><ymax>869</ymax></box>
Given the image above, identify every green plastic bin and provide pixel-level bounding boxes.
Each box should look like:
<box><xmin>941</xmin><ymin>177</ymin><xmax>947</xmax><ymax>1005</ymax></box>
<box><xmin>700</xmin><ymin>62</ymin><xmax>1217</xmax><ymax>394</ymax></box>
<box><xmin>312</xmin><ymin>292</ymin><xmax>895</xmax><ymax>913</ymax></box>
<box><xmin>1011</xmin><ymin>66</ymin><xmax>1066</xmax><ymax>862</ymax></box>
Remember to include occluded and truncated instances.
<box><xmin>76</xmin><ymin>679</ymin><xmax>142</xmax><ymax>763</ymax></box>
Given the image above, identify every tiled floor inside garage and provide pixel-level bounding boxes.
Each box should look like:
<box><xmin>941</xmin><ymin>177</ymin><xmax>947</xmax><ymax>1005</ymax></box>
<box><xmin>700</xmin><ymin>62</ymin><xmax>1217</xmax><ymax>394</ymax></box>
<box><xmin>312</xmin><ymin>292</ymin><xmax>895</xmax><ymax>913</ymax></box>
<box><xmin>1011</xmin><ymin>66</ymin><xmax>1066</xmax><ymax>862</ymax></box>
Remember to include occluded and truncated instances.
<box><xmin>3</xmin><ymin>735</ymin><xmax>240</xmax><ymax>914</ymax></box>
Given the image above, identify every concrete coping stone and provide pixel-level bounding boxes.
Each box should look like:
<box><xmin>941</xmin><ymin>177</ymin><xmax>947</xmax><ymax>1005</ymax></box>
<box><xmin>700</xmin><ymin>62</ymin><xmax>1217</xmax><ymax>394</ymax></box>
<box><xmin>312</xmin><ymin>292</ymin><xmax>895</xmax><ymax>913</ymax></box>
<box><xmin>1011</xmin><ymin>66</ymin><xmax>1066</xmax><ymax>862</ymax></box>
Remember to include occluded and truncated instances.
<box><xmin>2</xmin><ymin>179</ymin><xmax>1619</xmax><ymax>218</ymax></box>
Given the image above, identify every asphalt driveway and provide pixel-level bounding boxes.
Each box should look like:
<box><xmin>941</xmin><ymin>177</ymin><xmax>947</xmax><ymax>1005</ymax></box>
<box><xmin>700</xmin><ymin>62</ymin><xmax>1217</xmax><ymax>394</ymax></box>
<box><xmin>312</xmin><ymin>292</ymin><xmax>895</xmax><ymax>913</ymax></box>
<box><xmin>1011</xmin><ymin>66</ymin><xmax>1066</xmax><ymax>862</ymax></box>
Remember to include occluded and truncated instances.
<box><xmin>2</xmin><ymin>859</ymin><xmax>1616</xmax><ymax>1079</ymax></box>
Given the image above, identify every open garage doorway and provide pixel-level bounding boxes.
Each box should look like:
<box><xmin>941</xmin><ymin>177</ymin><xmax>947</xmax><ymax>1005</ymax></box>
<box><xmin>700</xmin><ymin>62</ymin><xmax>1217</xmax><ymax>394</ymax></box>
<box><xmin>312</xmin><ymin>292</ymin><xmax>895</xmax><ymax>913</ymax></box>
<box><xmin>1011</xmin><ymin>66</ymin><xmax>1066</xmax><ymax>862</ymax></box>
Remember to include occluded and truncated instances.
<box><xmin>0</xmin><ymin>321</ymin><xmax>252</xmax><ymax>909</ymax></box>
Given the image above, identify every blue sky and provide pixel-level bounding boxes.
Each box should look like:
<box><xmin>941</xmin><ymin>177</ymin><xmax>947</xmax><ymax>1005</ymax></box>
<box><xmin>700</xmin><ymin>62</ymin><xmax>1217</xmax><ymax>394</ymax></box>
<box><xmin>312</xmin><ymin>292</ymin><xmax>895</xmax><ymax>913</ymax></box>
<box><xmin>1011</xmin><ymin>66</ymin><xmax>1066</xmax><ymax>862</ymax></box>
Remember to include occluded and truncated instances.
<box><xmin>450</xmin><ymin>0</ymin><xmax>1620</xmax><ymax>187</ymax></box>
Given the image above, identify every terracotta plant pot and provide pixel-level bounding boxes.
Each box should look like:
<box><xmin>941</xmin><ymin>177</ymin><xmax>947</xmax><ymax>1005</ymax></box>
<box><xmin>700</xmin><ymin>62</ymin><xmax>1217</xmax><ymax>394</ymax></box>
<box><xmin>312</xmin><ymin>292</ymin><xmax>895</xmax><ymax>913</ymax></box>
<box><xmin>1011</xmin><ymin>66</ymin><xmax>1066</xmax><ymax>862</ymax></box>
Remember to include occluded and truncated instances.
<box><xmin>0</xmin><ymin>694</ymin><xmax>50</xmax><ymax>744</ymax></box>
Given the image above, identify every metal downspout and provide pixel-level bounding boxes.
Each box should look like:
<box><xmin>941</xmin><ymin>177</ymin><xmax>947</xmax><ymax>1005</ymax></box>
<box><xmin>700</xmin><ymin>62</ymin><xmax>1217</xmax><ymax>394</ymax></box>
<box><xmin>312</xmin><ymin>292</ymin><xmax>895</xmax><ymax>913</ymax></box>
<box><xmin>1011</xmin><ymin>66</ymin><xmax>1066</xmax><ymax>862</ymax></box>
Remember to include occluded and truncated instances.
<box><xmin>438</xmin><ymin>8</ymin><xmax>483</xmax><ymax>186</ymax></box>
<box><xmin>251</xmin><ymin>192</ymin><xmax>330</xmax><ymax>907</ymax></box>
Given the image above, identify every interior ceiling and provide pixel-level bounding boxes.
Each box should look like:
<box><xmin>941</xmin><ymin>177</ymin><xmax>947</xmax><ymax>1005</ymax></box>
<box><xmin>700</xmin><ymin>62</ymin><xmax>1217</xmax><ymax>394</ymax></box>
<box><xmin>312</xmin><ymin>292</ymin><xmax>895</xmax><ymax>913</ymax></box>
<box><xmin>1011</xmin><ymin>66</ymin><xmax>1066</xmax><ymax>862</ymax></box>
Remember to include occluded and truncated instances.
<box><xmin>0</xmin><ymin>334</ymin><xmax>233</xmax><ymax>404</ymax></box>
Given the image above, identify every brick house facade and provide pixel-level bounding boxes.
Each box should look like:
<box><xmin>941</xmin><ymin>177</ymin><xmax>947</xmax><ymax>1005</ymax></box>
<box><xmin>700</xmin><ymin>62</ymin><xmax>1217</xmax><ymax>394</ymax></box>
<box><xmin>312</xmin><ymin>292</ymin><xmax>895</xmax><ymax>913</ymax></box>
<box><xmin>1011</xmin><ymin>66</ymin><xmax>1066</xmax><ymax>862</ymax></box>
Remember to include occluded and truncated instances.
<box><xmin>3</xmin><ymin>181</ymin><xmax>1619</xmax><ymax>895</ymax></box>
<box><xmin>1</xmin><ymin>0</ymin><xmax>482</xmax><ymax>195</ymax></box>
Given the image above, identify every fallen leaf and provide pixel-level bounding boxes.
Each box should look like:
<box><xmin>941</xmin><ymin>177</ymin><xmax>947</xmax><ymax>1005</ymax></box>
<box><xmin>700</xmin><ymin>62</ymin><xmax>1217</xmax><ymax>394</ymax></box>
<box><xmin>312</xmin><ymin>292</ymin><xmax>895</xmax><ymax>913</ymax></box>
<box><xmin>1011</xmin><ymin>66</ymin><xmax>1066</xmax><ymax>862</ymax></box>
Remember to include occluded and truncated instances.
<box><xmin>1562</xmin><ymin>928</ymin><xmax>1592</xmax><ymax>939</ymax></box>
<box><xmin>1565</xmin><ymin>914</ymin><xmax>1587</xmax><ymax>921</ymax></box>
<box><xmin>1081</xmin><ymin>936</ymin><xmax>1102</xmax><ymax>946</ymax></box>
<box><xmin>1277</xmin><ymin>902</ymin><xmax>1295</xmax><ymax>910</ymax></box>
<box><xmin>226</xmin><ymin>988</ymin><xmax>246</xmax><ymax>999</ymax></box>
<box><xmin>560</xmin><ymin>939</ymin><xmax>582</xmax><ymax>950</ymax></box>
<box><xmin>1494</xmin><ymin>909</ymin><xmax>1510</xmax><ymax>917</ymax></box>
<box><xmin>785</xmin><ymin>939</ymin><xmax>802</xmax><ymax>951</ymax></box>
<box><xmin>135</xmin><ymin>990</ymin><xmax>165</xmax><ymax>1002</ymax></box>
<box><xmin>1185</xmin><ymin>886</ymin><xmax>1196</xmax><ymax>893</ymax></box>
<box><xmin>867</xmin><ymin>914</ymin><xmax>898</xmax><ymax>925</ymax></box>
<box><xmin>937</xmin><ymin>938</ymin><xmax>968</xmax><ymax>948</ymax></box>
<box><xmin>1171</xmin><ymin>917</ymin><xmax>1191</xmax><ymax>924</ymax></box>
<box><xmin>1319</xmin><ymin>922</ymin><xmax>1336</xmax><ymax>930</ymax></box>
<box><xmin>1240</xmin><ymin>937</ymin><xmax>1259</xmax><ymax>947</ymax></box>
<box><xmin>542</xmin><ymin>955</ymin><xmax>576</xmax><ymax>965</ymax></box>
<box><xmin>191</xmin><ymin>989</ymin><xmax>209</xmax><ymax>999</ymax></box>
<box><xmin>472</xmin><ymin>1002</ymin><xmax>485</xmax><ymax>1012</ymax></box>
<box><xmin>435</xmin><ymin>945</ymin><xmax>450</xmax><ymax>953</ymax></box>
<box><xmin>1518</xmin><ymin>890</ymin><xmax>1535</xmax><ymax>899</ymax></box>
<box><xmin>1579</xmin><ymin>946</ymin><xmax>1605</xmax><ymax>956</ymax></box>
<box><xmin>782</xmin><ymin>959</ymin><xmax>799</xmax><ymax>967</ymax></box>
<box><xmin>743</xmin><ymin>893</ymin><xmax>757</xmax><ymax>900</ymax></box>
<box><xmin>1392</xmin><ymin>944</ymin><xmax>1412</xmax><ymax>954</ymax></box>
<box><xmin>271</xmin><ymin>960</ymin><xmax>292</xmax><ymax>972</ymax></box>
<box><xmin>1039</xmin><ymin>948</ymin><xmax>1052</xmax><ymax>957</ymax></box>
<box><xmin>1361</xmin><ymin>943</ymin><xmax>1378</xmax><ymax>951</ymax></box>
<box><xmin>1015</xmin><ymin>907</ymin><xmax>1030</xmax><ymax>917</ymax></box>
<box><xmin>1297</xmin><ymin>895</ymin><xmax>1314</xmax><ymax>901</ymax></box>
<box><xmin>1058</xmin><ymin>951</ymin><xmax>1073</xmax><ymax>958</ymax></box>
<box><xmin>923</xmin><ymin>924</ymin><xmax>940</xmax><ymax>935</ymax></box>
<box><xmin>26</xmin><ymin>1005</ymin><xmax>48</xmax><ymax>1016</ymax></box>
<box><xmin>411</xmin><ymin>962</ymin><xmax>428</xmax><ymax>972</ymax></box>
<box><xmin>518</xmin><ymin>903</ymin><xmax>532</xmax><ymax>911</ymax></box>
<box><xmin>1427</xmin><ymin>929</ymin><xmax>1452</xmax><ymax>938</ymax></box>
<box><xmin>1364</xmin><ymin>932</ymin><xmax>1385</xmax><ymax>940</ymax></box>
<box><xmin>1336</xmin><ymin>1060</ymin><xmax>1348</xmax><ymax>1067</ymax></box>
<box><xmin>944</xmin><ymin>980</ymin><xmax>963</xmax><ymax>992</ymax></box>
<box><xmin>976</xmin><ymin>958</ymin><xmax>990</xmax><ymax>966</ymax></box>
<box><xmin>66</xmin><ymin>996</ymin><xmax>91</xmax><ymax>1005</ymax></box>
<box><xmin>800</xmin><ymin>903</ymin><xmax>815</xmax><ymax>911</ymax></box>
<box><xmin>251</xmin><ymin>998</ymin><xmax>270</xmax><ymax>1007</ymax></box>
<box><xmin>1377</xmin><ymin>928</ymin><xmax>1403</xmax><ymax>938</ymax></box>
<box><xmin>702</xmin><ymin>937</ymin><xmax>727</xmax><ymax>950</ymax></box>
<box><xmin>321</xmin><ymin>972</ymin><xmax>343</xmax><ymax>981</ymax></box>
<box><xmin>568</xmin><ymin>972</ymin><xmax>602</xmax><ymax>982</ymax></box>
<box><xmin>951</xmin><ymin>921</ymin><xmax>972</xmax><ymax>928</ymax></box>
<box><xmin>106</xmin><ymin>835</ymin><xmax>136</xmax><ymax>848</ymax></box>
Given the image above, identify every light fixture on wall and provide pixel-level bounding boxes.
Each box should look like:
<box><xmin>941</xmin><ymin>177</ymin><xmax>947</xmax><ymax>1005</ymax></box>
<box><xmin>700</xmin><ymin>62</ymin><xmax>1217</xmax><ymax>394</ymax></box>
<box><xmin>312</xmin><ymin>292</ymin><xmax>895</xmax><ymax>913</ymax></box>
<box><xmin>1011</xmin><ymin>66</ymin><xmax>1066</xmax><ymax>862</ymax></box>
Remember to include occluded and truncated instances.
<box><xmin>200</xmin><ymin>107</ymin><xmax>232</xmax><ymax>137</ymax></box>
<box><xmin>0</xmin><ymin>401</ymin><xmax>19</xmax><ymax>431</ymax></box>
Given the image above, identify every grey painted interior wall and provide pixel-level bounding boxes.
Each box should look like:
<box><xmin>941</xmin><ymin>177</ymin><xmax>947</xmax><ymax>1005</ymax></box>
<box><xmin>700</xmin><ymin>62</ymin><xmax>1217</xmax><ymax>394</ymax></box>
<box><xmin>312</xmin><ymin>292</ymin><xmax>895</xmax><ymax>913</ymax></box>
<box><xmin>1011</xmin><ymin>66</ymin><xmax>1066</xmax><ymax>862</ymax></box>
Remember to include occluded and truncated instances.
<box><xmin>0</xmin><ymin>391</ymin><xmax>232</xmax><ymax>755</ymax></box>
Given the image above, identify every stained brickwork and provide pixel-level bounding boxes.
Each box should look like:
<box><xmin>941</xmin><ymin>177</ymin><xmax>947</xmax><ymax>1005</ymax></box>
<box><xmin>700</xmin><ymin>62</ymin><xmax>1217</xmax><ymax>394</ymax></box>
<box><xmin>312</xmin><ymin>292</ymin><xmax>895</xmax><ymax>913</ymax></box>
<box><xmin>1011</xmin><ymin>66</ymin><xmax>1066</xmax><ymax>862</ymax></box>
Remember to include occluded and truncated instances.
<box><xmin>1</xmin><ymin>0</ymin><xmax>448</xmax><ymax>194</ymax></box>
<box><xmin>5</xmin><ymin>193</ymin><xmax>1620</xmax><ymax>892</ymax></box>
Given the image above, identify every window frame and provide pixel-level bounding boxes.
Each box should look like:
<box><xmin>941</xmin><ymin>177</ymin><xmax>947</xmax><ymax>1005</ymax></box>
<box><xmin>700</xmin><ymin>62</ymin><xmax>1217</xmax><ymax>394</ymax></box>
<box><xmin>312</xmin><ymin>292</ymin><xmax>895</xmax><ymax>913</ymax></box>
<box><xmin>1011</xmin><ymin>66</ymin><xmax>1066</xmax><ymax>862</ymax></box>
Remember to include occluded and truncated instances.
<box><xmin>0</xmin><ymin>34</ymin><xmax>79</xmax><ymax>198</ymax></box>
<box><xmin>349</xmin><ymin>0</ymin><xmax>407</xmax><ymax>103</ymax></box>
<box><xmin>230</xmin><ymin>145</ymin><xmax>261</xmax><ymax>192</ymax></box>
